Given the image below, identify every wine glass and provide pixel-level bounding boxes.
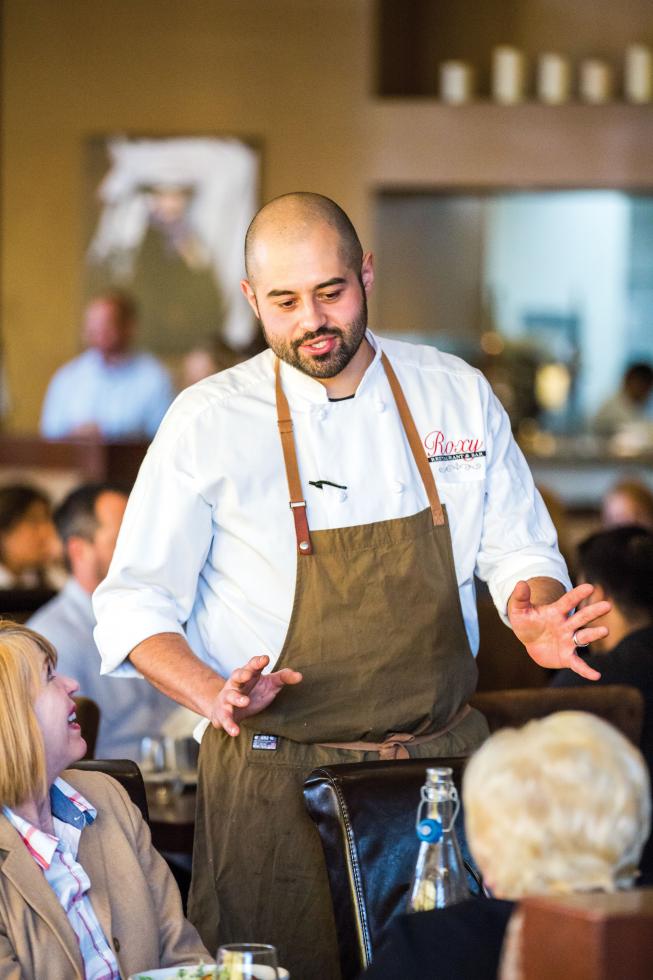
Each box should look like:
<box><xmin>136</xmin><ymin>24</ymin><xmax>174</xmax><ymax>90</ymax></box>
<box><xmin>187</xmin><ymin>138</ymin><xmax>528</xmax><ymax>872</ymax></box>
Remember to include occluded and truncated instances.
<box><xmin>139</xmin><ymin>736</ymin><xmax>165</xmax><ymax>773</ymax></box>
<box><xmin>215</xmin><ymin>943</ymin><xmax>279</xmax><ymax>979</ymax></box>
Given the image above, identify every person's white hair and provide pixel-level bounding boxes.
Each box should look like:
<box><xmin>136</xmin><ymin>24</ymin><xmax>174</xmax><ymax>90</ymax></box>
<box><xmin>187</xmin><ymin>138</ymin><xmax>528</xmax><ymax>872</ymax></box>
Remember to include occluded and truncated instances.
<box><xmin>463</xmin><ymin>711</ymin><xmax>651</xmax><ymax>898</ymax></box>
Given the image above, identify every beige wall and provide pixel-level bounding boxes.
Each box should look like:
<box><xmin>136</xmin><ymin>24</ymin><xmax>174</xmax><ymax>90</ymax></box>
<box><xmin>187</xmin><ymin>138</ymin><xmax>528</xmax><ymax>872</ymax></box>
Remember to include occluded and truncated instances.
<box><xmin>1</xmin><ymin>0</ymin><xmax>374</xmax><ymax>430</ymax></box>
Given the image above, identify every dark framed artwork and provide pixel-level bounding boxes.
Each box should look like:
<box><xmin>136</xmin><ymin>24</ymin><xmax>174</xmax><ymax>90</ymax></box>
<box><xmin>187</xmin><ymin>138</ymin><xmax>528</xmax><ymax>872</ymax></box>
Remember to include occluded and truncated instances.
<box><xmin>83</xmin><ymin>135</ymin><xmax>261</xmax><ymax>355</ymax></box>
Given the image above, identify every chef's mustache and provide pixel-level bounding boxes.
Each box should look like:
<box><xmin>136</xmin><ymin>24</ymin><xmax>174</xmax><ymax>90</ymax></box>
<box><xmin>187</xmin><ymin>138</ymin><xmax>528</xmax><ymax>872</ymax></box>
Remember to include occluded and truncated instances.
<box><xmin>292</xmin><ymin>326</ymin><xmax>343</xmax><ymax>351</ymax></box>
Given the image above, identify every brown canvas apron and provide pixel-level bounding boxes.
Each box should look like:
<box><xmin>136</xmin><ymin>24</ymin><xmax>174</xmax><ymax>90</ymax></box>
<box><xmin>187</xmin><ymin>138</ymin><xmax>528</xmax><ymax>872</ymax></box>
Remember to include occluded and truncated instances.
<box><xmin>188</xmin><ymin>353</ymin><xmax>488</xmax><ymax>979</ymax></box>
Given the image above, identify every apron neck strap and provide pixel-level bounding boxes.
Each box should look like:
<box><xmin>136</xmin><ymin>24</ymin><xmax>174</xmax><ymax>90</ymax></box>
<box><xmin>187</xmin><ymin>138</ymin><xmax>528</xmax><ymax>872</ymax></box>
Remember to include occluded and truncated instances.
<box><xmin>274</xmin><ymin>352</ymin><xmax>445</xmax><ymax>556</ymax></box>
<box><xmin>275</xmin><ymin>358</ymin><xmax>313</xmax><ymax>555</ymax></box>
<box><xmin>381</xmin><ymin>352</ymin><xmax>445</xmax><ymax>527</ymax></box>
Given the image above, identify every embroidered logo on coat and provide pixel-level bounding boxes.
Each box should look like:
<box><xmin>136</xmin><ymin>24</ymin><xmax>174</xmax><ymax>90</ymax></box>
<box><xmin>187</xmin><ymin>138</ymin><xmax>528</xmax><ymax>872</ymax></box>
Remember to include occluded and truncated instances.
<box><xmin>423</xmin><ymin>429</ymin><xmax>487</xmax><ymax>473</ymax></box>
<box><xmin>424</xmin><ymin>430</ymin><xmax>487</xmax><ymax>462</ymax></box>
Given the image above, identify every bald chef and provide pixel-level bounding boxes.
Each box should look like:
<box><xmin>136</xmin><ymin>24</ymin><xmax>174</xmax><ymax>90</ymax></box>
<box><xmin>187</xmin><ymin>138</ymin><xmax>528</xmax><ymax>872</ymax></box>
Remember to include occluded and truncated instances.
<box><xmin>94</xmin><ymin>193</ymin><xmax>609</xmax><ymax>980</ymax></box>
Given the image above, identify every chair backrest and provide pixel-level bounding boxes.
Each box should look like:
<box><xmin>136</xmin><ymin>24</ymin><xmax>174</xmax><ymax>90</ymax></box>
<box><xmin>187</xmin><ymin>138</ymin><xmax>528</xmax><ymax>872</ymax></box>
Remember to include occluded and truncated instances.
<box><xmin>71</xmin><ymin>759</ymin><xmax>149</xmax><ymax>823</ymax></box>
<box><xmin>470</xmin><ymin>684</ymin><xmax>645</xmax><ymax>747</ymax></box>
<box><xmin>517</xmin><ymin>889</ymin><xmax>653</xmax><ymax>980</ymax></box>
<box><xmin>303</xmin><ymin>756</ymin><xmax>471</xmax><ymax>980</ymax></box>
<box><xmin>476</xmin><ymin>592</ymin><xmax>552</xmax><ymax>690</ymax></box>
<box><xmin>73</xmin><ymin>695</ymin><xmax>100</xmax><ymax>760</ymax></box>
<box><xmin>0</xmin><ymin>588</ymin><xmax>57</xmax><ymax>623</ymax></box>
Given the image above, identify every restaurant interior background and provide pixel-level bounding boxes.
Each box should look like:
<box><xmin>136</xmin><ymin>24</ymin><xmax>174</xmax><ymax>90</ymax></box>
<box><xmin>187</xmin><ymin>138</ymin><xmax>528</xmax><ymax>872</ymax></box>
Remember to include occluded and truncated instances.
<box><xmin>2</xmin><ymin>0</ymin><xmax>653</xmax><ymax>522</ymax></box>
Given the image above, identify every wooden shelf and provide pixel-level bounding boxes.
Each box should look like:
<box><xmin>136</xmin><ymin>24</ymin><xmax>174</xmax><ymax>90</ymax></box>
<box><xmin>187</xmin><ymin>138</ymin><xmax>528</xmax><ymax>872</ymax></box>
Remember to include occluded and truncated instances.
<box><xmin>366</xmin><ymin>100</ymin><xmax>653</xmax><ymax>189</ymax></box>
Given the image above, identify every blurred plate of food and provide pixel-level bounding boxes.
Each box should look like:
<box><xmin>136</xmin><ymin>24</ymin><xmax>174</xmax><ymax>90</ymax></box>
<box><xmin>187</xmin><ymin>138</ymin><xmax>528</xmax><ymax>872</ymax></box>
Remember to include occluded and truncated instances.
<box><xmin>129</xmin><ymin>963</ymin><xmax>215</xmax><ymax>979</ymax></box>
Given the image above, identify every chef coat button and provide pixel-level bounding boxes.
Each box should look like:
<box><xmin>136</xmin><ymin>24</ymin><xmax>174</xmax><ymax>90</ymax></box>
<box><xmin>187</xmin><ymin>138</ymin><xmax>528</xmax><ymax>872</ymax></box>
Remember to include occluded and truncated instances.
<box><xmin>316</xmin><ymin>408</ymin><xmax>327</xmax><ymax>421</ymax></box>
<box><xmin>299</xmin><ymin>540</ymin><xmax>310</xmax><ymax>552</ymax></box>
<box><xmin>338</xmin><ymin>490</ymin><xmax>348</xmax><ymax>503</ymax></box>
<box><xmin>112</xmin><ymin>937</ymin><xmax>120</xmax><ymax>953</ymax></box>
<box><xmin>392</xmin><ymin>480</ymin><xmax>405</xmax><ymax>493</ymax></box>
<box><xmin>376</xmin><ymin>399</ymin><xmax>386</xmax><ymax>413</ymax></box>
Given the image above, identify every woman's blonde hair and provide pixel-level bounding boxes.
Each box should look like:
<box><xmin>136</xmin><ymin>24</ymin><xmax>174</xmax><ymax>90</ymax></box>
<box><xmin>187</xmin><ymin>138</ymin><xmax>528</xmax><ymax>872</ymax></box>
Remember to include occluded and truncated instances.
<box><xmin>0</xmin><ymin>620</ymin><xmax>57</xmax><ymax>807</ymax></box>
<box><xmin>463</xmin><ymin>711</ymin><xmax>651</xmax><ymax>898</ymax></box>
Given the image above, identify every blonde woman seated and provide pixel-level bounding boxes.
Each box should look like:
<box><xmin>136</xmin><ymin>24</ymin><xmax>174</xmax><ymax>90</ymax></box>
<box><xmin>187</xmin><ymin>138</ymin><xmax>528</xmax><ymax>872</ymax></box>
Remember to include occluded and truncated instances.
<box><xmin>0</xmin><ymin>621</ymin><xmax>210</xmax><ymax>979</ymax></box>
<box><xmin>362</xmin><ymin>712</ymin><xmax>651</xmax><ymax>980</ymax></box>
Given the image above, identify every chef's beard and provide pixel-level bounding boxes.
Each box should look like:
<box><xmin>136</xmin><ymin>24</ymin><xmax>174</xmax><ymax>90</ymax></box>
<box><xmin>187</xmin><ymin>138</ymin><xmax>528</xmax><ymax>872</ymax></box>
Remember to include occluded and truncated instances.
<box><xmin>261</xmin><ymin>287</ymin><xmax>368</xmax><ymax>379</ymax></box>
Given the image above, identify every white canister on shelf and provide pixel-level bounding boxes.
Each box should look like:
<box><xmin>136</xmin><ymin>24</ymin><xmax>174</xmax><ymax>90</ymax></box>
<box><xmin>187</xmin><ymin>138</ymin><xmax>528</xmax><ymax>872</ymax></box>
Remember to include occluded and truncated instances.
<box><xmin>537</xmin><ymin>53</ymin><xmax>571</xmax><ymax>105</ymax></box>
<box><xmin>624</xmin><ymin>44</ymin><xmax>652</xmax><ymax>103</ymax></box>
<box><xmin>439</xmin><ymin>60</ymin><xmax>475</xmax><ymax>104</ymax></box>
<box><xmin>579</xmin><ymin>58</ymin><xmax>614</xmax><ymax>103</ymax></box>
<box><xmin>492</xmin><ymin>46</ymin><xmax>527</xmax><ymax>104</ymax></box>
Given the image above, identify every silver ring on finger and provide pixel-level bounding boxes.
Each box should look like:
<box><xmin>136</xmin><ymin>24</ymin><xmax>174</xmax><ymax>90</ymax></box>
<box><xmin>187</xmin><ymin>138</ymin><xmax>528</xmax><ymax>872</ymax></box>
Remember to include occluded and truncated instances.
<box><xmin>572</xmin><ymin>630</ymin><xmax>588</xmax><ymax>649</ymax></box>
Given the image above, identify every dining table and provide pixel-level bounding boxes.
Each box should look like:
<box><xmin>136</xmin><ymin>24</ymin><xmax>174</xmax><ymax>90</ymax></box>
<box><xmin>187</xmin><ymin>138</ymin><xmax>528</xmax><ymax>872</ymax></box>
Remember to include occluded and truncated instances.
<box><xmin>146</xmin><ymin>781</ymin><xmax>197</xmax><ymax>856</ymax></box>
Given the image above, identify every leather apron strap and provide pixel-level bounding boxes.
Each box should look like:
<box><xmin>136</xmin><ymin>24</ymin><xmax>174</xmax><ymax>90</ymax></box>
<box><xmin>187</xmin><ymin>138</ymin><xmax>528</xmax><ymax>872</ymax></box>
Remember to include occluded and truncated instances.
<box><xmin>274</xmin><ymin>350</ymin><xmax>445</xmax><ymax>557</ymax></box>
<box><xmin>318</xmin><ymin>703</ymin><xmax>471</xmax><ymax>760</ymax></box>
<box><xmin>275</xmin><ymin>358</ymin><xmax>313</xmax><ymax>555</ymax></box>
<box><xmin>381</xmin><ymin>352</ymin><xmax>445</xmax><ymax>527</ymax></box>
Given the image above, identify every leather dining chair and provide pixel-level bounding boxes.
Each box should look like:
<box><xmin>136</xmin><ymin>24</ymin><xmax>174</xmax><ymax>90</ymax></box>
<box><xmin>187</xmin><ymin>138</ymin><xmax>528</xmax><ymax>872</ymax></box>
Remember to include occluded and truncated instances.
<box><xmin>303</xmin><ymin>755</ymin><xmax>476</xmax><ymax>980</ymax></box>
<box><xmin>71</xmin><ymin>760</ymin><xmax>197</xmax><ymax>909</ymax></box>
<box><xmin>470</xmin><ymin>683</ymin><xmax>645</xmax><ymax>747</ymax></box>
<box><xmin>71</xmin><ymin>758</ymin><xmax>149</xmax><ymax>823</ymax></box>
<box><xmin>475</xmin><ymin>588</ymin><xmax>553</xmax><ymax>691</ymax></box>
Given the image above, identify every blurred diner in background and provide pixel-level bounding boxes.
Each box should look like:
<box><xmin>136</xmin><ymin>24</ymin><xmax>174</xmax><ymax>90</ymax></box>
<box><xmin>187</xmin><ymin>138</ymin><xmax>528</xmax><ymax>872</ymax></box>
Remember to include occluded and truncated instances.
<box><xmin>601</xmin><ymin>477</ymin><xmax>653</xmax><ymax>529</ymax></box>
<box><xmin>2</xmin><ymin>2</ymin><xmax>653</xmax><ymax>977</ymax></box>
<box><xmin>27</xmin><ymin>482</ymin><xmax>192</xmax><ymax>761</ymax></box>
<box><xmin>552</xmin><ymin>524</ymin><xmax>653</xmax><ymax>884</ymax></box>
<box><xmin>0</xmin><ymin>484</ymin><xmax>63</xmax><ymax>590</ymax></box>
<box><xmin>592</xmin><ymin>362</ymin><xmax>653</xmax><ymax>438</ymax></box>
<box><xmin>40</xmin><ymin>291</ymin><xmax>175</xmax><ymax>441</ymax></box>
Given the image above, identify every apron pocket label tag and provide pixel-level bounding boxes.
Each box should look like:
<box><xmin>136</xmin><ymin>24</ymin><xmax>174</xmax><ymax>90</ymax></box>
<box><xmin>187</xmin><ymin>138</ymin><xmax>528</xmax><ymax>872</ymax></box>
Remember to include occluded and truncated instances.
<box><xmin>252</xmin><ymin>734</ymin><xmax>278</xmax><ymax>751</ymax></box>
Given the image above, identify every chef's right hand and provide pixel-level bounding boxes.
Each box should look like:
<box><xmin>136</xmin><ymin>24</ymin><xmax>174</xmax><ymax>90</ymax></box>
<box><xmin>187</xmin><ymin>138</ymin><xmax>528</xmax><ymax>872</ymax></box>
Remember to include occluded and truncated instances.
<box><xmin>210</xmin><ymin>654</ymin><xmax>303</xmax><ymax>737</ymax></box>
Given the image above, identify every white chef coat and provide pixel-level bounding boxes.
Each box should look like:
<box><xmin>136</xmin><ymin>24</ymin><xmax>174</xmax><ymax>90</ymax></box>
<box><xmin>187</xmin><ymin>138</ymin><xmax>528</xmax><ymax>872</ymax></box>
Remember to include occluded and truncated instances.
<box><xmin>93</xmin><ymin>331</ymin><xmax>570</xmax><ymax>679</ymax></box>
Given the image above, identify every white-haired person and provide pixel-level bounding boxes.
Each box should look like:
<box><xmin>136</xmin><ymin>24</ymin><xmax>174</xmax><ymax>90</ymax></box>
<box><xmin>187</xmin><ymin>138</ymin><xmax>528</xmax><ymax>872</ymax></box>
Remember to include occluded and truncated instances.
<box><xmin>0</xmin><ymin>620</ymin><xmax>210</xmax><ymax>978</ymax></box>
<box><xmin>362</xmin><ymin>711</ymin><xmax>651</xmax><ymax>980</ymax></box>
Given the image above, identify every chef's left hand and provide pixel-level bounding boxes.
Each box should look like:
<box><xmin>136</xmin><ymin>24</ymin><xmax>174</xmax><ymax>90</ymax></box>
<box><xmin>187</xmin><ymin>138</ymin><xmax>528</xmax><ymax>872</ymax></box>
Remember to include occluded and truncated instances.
<box><xmin>211</xmin><ymin>655</ymin><xmax>303</xmax><ymax>737</ymax></box>
<box><xmin>507</xmin><ymin>580</ymin><xmax>611</xmax><ymax>680</ymax></box>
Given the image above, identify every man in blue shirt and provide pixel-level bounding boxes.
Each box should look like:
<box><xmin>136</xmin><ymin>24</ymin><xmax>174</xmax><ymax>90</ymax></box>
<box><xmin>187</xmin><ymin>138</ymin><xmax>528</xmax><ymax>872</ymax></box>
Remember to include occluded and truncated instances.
<box><xmin>40</xmin><ymin>291</ymin><xmax>174</xmax><ymax>440</ymax></box>
<box><xmin>28</xmin><ymin>482</ymin><xmax>184</xmax><ymax>759</ymax></box>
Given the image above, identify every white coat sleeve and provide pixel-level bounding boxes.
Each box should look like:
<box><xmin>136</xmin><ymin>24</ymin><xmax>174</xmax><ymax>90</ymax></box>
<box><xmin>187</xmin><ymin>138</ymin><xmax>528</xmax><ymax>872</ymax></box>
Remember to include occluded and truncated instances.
<box><xmin>93</xmin><ymin>402</ymin><xmax>214</xmax><ymax>676</ymax></box>
<box><xmin>474</xmin><ymin>381</ymin><xmax>572</xmax><ymax>624</ymax></box>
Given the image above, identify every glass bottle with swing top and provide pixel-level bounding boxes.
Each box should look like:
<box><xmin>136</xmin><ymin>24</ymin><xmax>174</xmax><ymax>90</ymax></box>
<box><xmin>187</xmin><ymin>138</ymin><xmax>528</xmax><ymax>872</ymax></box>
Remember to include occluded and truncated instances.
<box><xmin>407</xmin><ymin>766</ymin><xmax>470</xmax><ymax>912</ymax></box>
